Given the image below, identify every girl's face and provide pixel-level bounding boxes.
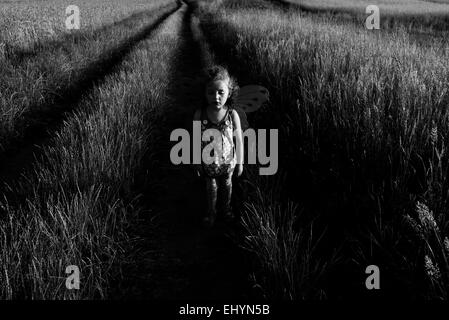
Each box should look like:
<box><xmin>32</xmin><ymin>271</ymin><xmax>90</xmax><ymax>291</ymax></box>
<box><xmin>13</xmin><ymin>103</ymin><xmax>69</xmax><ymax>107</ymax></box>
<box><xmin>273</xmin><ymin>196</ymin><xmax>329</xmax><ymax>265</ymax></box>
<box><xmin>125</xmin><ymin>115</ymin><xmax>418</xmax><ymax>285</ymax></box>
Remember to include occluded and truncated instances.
<box><xmin>206</xmin><ymin>79</ymin><xmax>230</xmax><ymax>110</ymax></box>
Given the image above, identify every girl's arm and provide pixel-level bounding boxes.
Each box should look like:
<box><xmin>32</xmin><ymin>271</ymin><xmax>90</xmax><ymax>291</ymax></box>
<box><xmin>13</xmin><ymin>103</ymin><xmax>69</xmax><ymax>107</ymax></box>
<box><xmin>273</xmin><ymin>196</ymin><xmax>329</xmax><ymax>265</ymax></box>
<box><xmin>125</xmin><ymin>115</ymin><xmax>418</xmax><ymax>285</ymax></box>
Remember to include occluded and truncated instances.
<box><xmin>231</xmin><ymin>109</ymin><xmax>244</xmax><ymax>176</ymax></box>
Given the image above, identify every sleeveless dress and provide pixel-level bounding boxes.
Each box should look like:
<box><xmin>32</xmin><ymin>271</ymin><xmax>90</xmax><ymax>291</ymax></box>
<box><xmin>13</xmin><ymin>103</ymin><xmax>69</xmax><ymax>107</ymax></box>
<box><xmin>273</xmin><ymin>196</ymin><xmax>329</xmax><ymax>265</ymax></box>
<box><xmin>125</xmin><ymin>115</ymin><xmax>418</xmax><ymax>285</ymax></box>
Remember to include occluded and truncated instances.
<box><xmin>200</xmin><ymin>107</ymin><xmax>236</xmax><ymax>178</ymax></box>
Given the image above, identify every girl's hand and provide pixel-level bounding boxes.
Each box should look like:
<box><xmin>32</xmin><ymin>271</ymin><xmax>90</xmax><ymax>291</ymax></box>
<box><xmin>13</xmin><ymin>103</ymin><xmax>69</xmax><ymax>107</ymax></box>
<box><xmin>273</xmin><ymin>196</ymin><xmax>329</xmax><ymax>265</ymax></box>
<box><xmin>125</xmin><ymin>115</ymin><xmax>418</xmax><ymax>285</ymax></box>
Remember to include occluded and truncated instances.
<box><xmin>195</xmin><ymin>165</ymin><xmax>203</xmax><ymax>177</ymax></box>
<box><xmin>236</xmin><ymin>164</ymin><xmax>243</xmax><ymax>177</ymax></box>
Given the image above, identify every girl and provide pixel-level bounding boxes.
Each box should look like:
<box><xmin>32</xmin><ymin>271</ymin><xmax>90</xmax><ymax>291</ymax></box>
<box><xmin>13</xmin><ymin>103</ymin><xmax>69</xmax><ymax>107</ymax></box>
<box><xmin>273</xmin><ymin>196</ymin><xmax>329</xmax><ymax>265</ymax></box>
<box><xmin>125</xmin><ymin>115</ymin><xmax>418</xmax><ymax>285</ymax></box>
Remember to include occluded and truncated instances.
<box><xmin>193</xmin><ymin>65</ymin><xmax>243</xmax><ymax>227</ymax></box>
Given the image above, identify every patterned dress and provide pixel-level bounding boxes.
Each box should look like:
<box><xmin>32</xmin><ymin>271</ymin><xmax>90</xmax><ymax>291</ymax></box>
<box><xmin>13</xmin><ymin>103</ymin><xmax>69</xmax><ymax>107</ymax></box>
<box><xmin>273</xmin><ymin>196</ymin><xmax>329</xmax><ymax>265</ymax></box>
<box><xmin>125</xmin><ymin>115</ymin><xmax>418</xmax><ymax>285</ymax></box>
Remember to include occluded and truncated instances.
<box><xmin>200</xmin><ymin>106</ymin><xmax>236</xmax><ymax>178</ymax></box>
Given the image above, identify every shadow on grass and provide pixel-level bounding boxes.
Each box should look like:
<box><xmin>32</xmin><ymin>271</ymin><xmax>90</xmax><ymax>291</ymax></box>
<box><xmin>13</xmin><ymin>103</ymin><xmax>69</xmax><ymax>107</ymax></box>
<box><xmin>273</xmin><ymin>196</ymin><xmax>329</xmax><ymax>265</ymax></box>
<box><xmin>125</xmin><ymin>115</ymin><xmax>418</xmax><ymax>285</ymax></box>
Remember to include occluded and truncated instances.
<box><xmin>4</xmin><ymin>7</ymin><xmax>171</xmax><ymax>65</ymax></box>
<box><xmin>0</xmin><ymin>3</ymin><xmax>180</xmax><ymax>190</ymax></box>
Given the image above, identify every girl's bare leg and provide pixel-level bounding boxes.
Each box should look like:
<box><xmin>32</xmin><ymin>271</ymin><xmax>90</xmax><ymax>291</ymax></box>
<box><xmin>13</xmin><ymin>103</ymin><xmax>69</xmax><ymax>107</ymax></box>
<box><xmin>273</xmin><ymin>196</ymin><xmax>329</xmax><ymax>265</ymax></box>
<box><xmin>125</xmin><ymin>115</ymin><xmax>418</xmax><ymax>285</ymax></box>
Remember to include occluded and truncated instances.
<box><xmin>217</xmin><ymin>171</ymin><xmax>233</xmax><ymax>219</ymax></box>
<box><xmin>204</xmin><ymin>177</ymin><xmax>218</xmax><ymax>226</ymax></box>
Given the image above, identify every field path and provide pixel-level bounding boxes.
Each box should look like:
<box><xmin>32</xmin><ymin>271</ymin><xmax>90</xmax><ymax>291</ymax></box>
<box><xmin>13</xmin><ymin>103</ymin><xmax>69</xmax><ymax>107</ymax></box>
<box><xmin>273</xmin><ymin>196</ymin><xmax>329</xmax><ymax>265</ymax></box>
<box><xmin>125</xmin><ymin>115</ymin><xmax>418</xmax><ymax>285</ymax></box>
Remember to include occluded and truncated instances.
<box><xmin>115</xmin><ymin>1</ymin><xmax>253</xmax><ymax>300</ymax></box>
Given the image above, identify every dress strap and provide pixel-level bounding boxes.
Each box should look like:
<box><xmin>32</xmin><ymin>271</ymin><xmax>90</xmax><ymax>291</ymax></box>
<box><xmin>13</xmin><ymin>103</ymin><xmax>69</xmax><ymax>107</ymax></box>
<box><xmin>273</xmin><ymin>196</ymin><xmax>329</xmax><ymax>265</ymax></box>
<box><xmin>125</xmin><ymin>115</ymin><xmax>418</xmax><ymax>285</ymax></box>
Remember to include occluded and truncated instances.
<box><xmin>201</xmin><ymin>106</ymin><xmax>232</xmax><ymax>126</ymax></box>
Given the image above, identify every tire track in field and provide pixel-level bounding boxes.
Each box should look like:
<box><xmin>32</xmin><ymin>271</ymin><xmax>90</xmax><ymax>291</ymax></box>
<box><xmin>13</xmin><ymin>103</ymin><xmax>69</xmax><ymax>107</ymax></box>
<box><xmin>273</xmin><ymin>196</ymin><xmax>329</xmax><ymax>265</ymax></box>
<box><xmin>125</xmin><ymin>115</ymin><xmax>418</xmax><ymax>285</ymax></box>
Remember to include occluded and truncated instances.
<box><xmin>0</xmin><ymin>3</ymin><xmax>180</xmax><ymax>195</ymax></box>
<box><xmin>115</xmin><ymin>0</ymin><xmax>254</xmax><ymax>300</ymax></box>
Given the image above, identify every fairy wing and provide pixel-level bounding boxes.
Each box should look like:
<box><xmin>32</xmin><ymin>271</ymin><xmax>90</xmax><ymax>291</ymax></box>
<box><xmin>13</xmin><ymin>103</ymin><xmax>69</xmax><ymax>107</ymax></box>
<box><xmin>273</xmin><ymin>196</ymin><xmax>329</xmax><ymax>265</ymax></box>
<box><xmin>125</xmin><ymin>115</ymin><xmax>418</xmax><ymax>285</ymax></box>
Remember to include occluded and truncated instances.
<box><xmin>234</xmin><ymin>85</ymin><xmax>269</xmax><ymax>113</ymax></box>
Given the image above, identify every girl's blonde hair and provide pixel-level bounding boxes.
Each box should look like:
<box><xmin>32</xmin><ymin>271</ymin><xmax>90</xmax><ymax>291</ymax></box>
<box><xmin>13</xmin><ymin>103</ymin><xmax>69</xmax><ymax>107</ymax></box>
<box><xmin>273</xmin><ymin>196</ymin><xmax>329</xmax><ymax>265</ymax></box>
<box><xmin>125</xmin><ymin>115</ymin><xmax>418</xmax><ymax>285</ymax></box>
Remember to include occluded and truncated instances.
<box><xmin>203</xmin><ymin>65</ymin><xmax>239</xmax><ymax>104</ymax></box>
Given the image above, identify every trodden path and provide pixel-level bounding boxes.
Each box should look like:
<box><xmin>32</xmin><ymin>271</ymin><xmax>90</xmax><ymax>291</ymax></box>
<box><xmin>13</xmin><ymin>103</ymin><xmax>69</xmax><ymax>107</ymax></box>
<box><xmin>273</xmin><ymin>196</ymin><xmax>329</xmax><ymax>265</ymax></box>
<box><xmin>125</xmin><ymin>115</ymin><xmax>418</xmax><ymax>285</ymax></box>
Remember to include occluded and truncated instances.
<box><xmin>115</xmin><ymin>1</ymin><xmax>254</xmax><ymax>300</ymax></box>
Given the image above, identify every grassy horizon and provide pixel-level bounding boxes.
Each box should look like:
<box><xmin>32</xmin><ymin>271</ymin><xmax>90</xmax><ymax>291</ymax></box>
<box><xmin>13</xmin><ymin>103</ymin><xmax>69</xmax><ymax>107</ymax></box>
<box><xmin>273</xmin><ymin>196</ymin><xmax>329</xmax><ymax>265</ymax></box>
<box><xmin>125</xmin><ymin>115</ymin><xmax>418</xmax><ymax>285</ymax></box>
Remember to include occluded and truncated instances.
<box><xmin>280</xmin><ymin>0</ymin><xmax>449</xmax><ymax>36</ymax></box>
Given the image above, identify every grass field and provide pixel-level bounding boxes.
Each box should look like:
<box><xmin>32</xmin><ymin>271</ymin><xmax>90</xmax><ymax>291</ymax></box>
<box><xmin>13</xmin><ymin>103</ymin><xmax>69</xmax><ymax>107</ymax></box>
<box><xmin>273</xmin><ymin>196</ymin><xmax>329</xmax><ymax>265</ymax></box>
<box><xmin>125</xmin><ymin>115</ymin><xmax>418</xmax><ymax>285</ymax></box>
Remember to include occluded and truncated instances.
<box><xmin>0</xmin><ymin>0</ymin><xmax>167</xmax><ymax>50</ymax></box>
<box><xmin>0</xmin><ymin>0</ymin><xmax>171</xmax><ymax>153</ymax></box>
<box><xmin>283</xmin><ymin>0</ymin><xmax>449</xmax><ymax>34</ymax></box>
<box><xmin>0</xmin><ymin>0</ymin><xmax>179</xmax><ymax>299</ymax></box>
<box><xmin>198</xmin><ymin>0</ymin><xmax>449</xmax><ymax>299</ymax></box>
<box><xmin>2</xmin><ymin>0</ymin><xmax>449</xmax><ymax>300</ymax></box>
<box><xmin>287</xmin><ymin>0</ymin><xmax>449</xmax><ymax>14</ymax></box>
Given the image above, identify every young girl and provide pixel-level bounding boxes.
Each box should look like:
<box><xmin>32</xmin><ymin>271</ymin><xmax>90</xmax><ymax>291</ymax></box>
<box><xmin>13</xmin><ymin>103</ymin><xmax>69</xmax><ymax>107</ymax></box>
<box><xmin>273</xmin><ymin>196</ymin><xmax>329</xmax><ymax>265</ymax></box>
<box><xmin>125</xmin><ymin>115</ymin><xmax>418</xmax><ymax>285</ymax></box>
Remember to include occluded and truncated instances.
<box><xmin>193</xmin><ymin>65</ymin><xmax>243</xmax><ymax>227</ymax></box>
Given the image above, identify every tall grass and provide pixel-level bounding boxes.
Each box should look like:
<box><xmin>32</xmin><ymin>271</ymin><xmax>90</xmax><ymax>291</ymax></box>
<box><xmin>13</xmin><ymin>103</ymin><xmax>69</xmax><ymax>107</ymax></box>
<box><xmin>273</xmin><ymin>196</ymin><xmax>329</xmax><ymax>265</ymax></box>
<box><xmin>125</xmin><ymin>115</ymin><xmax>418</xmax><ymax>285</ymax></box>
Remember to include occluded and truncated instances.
<box><xmin>0</xmin><ymin>0</ymin><xmax>169</xmax><ymax>50</ymax></box>
<box><xmin>283</xmin><ymin>0</ymin><xmax>449</xmax><ymax>33</ymax></box>
<box><xmin>287</xmin><ymin>0</ymin><xmax>449</xmax><ymax>14</ymax></box>
<box><xmin>187</xmin><ymin>0</ymin><xmax>330</xmax><ymax>299</ymax></box>
<box><xmin>0</xmin><ymin>3</ymin><xmax>183</xmax><ymax>299</ymax></box>
<box><xmin>0</xmin><ymin>0</ymin><xmax>173</xmax><ymax>153</ymax></box>
<box><xmin>198</xmin><ymin>0</ymin><xmax>449</xmax><ymax>298</ymax></box>
<box><xmin>240</xmin><ymin>171</ymin><xmax>336</xmax><ymax>299</ymax></box>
